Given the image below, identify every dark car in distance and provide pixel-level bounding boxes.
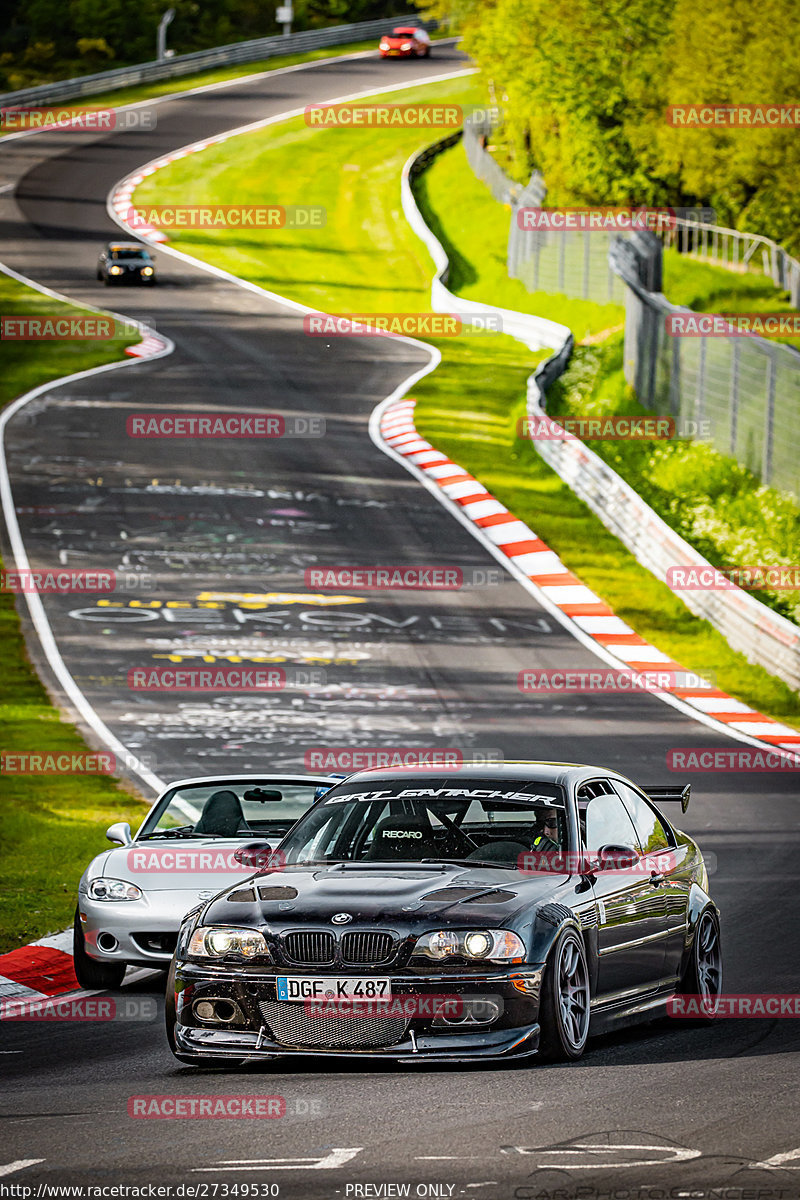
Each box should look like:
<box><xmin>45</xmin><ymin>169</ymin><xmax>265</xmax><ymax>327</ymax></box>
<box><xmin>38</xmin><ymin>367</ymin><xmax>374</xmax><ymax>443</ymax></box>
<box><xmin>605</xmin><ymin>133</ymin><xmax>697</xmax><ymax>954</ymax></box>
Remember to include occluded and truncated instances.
<box><xmin>165</xmin><ymin>762</ymin><xmax>722</xmax><ymax>1066</ymax></box>
<box><xmin>97</xmin><ymin>242</ymin><xmax>156</xmax><ymax>285</ymax></box>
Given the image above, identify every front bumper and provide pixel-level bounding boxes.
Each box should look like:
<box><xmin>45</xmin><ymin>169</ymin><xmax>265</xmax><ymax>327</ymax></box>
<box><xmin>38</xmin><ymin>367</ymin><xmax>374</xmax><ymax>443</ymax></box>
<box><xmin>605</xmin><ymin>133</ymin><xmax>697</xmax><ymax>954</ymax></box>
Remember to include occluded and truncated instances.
<box><xmin>79</xmin><ymin>890</ymin><xmax>205</xmax><ymax>968</ymax></box>
<box><xmin>172</xmin><ymin>962</ymin><xmax>543</xmax><ymax>1062</ymax></box>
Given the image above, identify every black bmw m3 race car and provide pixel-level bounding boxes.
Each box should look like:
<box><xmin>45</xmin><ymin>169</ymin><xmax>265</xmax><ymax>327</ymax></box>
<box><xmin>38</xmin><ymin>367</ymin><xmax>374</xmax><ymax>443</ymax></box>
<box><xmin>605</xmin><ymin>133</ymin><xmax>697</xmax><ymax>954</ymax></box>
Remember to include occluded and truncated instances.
<box><xmin>97</xmin><ymin>241</ymin><xmax>156</xmax><ymax>285</ymax></box>
<box><xmin>166</xmin><ymin>762</ymin><xmax>722</xmax><ymax>1065</ymax></box>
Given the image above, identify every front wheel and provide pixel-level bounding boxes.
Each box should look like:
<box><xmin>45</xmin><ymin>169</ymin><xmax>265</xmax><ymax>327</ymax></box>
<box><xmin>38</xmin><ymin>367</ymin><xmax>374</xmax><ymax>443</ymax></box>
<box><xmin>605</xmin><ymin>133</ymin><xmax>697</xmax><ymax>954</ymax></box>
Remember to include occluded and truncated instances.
<box><xmin>679</xmin><ymin>908</ymin><xmax>722</xmax><ymax>1020</ymax></box>
<box><xmin>72</xmin><ymin>908</ymin><xmax>127</xmax><ymax>990</ymax></box>
<box><xmin>538</xmin><ymin>927</ymin><xmax>590</xmax><ymax>1061</ymax></box>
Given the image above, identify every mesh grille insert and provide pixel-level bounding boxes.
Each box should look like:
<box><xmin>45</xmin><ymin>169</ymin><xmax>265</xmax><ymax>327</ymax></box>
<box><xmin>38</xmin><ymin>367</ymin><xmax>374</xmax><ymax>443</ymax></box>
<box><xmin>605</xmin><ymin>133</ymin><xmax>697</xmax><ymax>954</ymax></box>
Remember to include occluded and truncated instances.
<box><xmin>259</xmin><ymin>1001</ymin><xmax>409</xmax><ymax>1048</ymax></box>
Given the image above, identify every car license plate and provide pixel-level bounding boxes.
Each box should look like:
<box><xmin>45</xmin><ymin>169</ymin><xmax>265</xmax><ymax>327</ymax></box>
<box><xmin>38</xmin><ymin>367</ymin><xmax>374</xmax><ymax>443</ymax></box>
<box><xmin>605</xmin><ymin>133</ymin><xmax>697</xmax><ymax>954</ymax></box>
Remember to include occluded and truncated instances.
<box><xmin>276</xmin><ymin>976</ymin><xmax>392</xmax><ymax>1001</ymax></box>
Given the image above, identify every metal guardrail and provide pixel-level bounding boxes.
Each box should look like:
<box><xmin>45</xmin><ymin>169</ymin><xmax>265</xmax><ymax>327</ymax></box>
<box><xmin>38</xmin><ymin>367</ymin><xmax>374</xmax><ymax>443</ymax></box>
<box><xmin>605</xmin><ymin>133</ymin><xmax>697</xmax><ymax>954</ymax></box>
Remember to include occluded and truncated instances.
<box><xmin>664</xmin><ymin>218</ymin><xmax>800</xmax><ymax>308</ymax></box>
<box><xmin>0</xmin><ymin>17</ymin><xmax>429</xmax><ymax>107</ymax></box>
<box><xmin>421</xmin><ymin>127</ymin><xmax>800</xmax><ymax>690</ymax></box>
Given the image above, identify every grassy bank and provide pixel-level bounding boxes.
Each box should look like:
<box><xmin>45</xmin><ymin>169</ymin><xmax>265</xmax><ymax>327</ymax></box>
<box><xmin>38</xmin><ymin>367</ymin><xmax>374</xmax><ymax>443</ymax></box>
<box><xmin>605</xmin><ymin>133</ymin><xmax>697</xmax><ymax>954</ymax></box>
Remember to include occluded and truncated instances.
<box><xmin>0</xmin><ymin>274</ymin><xmax>149</xmax><ymax>952</ymax></box>
<box><xmin>132</xmin><ymin>89</ymin><xmax>800</xmax><ymax>727</ymax></box>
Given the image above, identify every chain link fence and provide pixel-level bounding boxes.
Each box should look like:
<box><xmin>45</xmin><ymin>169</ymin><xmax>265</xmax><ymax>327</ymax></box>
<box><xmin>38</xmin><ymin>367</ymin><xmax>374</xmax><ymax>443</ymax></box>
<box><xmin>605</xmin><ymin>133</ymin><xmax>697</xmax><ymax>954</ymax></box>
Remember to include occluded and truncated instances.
<box><xmin>612</xmin><ymin>235</ymin><xmax>800</xmax><ymax>494</ymax></box>
<box><xmin>462</xmin><ymin>116</ymin><xmax>800</xmax><ymax>496</ymax></box>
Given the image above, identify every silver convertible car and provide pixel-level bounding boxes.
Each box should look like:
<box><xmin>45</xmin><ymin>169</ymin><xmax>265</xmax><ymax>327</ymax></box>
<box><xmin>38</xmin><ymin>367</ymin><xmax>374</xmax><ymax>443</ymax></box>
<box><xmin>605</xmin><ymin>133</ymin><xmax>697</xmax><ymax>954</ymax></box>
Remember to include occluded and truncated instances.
<box><xmin>74</xmin><ymin>774</ymin><xmax>340</xmax><ymax>989</ymax></box>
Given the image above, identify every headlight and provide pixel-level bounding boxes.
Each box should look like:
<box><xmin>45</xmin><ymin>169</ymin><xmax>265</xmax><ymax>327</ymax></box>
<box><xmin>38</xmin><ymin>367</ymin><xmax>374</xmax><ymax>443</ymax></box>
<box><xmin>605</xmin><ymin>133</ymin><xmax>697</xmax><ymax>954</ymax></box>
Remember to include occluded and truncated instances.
<box><xmin>187</xmin><ymin>926</ymin><xmax>269</xmax><ymax>959</ymax></box>
<box><xmin>380</xmin><ymin>40</ymin><xmax>389</xmax><ymax>48</ymax></box>
<box><xmin>108</xmin><ymin>265</ymin><xmax>123</xmax><ymax>275</ymax></box>
<box><xmin>87</xmin><ymin>877</ymin><xmax>142</xmax><ymax>901</ymax></box>
<box><xmin>413</xmin><ymin>929</ymin><xmax>525</xmax><ymax>962</ymax></box>
<box><xmin>141</xmin><ymin>266</ymin><xmax>153</xmax><ymax>275</ymax></box>
<box><xmin>400</xmin><ymin>41</ymin><xmax>411</xmax><ymax>49</ymax></box>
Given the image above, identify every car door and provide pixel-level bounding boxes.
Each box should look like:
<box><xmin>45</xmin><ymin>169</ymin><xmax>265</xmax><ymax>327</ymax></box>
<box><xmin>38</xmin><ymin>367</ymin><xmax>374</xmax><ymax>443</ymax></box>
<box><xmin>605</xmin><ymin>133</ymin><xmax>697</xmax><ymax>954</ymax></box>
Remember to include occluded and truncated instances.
<box><xmin>580</xmin><ymin>781</ymin><xmax>668</xmax><ymax>1000</ymax></box>
<box><xmin>613</xmin><ymin>780</ymin><xmax>688</xmax><ymax>985</ymax></box>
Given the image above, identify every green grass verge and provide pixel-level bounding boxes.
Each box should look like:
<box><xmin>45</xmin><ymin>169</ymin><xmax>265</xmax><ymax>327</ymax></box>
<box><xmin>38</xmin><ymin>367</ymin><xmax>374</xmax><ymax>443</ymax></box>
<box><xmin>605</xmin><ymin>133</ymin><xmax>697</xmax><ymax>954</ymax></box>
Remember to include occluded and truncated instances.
<box><xmin>416</xmin><ymin>140</ymin><xmax>800</xmax><ymax>724</ymax></box>
<box><xmin>0</xmin><ymin>274</ymin><xmax>149</xmax><ymax>952</ymax></box>
<box><xmin>132</xmin><ymin>86</ymin><xmax>800</xmax><ymax>728</ymax></box>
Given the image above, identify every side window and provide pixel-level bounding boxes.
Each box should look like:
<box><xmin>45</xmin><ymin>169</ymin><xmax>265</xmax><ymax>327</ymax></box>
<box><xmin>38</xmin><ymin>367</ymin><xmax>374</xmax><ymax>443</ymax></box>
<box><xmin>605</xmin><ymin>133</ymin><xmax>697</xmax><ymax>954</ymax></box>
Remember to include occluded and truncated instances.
<box><xmin>614</xmin><ymin>783</ymin><xmax>671</xmax><ymax>854</ymax></box>
<box><xmin>584</xmin><ymin>794</ymin><xmax>640</xmax><ymax>855</ymax></box>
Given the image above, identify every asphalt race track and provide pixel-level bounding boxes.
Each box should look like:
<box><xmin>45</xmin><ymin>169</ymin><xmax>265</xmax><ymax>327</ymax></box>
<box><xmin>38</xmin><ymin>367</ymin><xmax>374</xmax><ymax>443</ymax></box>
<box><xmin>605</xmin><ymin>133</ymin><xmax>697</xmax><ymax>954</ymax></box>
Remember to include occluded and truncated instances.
<box><xmin>1</xmin><ymin>44</ymin><xmax>799</xmax><ymax>1197</ymax></box>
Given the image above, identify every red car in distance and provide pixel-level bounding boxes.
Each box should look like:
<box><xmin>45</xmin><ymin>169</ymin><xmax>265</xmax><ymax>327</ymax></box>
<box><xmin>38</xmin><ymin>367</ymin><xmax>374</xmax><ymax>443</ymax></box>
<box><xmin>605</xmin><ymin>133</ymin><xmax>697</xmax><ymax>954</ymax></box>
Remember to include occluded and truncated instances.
<box><xmin>379</xmin><ymin>27</ymin><xmax>431</xmax><ymax>58</ymax></box>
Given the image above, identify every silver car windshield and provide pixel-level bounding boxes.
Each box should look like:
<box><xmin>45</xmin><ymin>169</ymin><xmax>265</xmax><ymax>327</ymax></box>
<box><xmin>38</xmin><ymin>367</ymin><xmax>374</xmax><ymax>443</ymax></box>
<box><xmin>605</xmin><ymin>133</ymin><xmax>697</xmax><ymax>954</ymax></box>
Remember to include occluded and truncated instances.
<box><xmin>139</xmin><ymin>780</ymin><xmax>326</xmax><ymax>840</ymax></box>
<box><xmin>279</xmin><ymin>778</ymin><xmax>567</xmax><ymax>868</ymax></box>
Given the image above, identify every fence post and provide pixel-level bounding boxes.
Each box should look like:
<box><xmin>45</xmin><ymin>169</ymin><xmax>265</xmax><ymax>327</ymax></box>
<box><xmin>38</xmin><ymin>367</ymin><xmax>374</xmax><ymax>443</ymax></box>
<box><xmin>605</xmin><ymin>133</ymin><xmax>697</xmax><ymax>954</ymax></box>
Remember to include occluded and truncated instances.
<box><xmin>762</xmin><ymin>353</ymin><xmax>777</xmax><ymax>485</ymax></box>
<box><xmin>730</xmin><ymin>339</ymin><xmax>740</xmax><ymax>456</ymax></box>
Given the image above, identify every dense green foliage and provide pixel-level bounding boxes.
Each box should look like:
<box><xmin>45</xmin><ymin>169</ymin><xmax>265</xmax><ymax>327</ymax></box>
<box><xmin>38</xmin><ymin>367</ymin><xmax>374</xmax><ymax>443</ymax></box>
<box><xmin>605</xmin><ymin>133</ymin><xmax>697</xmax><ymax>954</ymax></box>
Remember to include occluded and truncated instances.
<box><xmin>1</xmin><ymin>0</ymin><xmax>406</xmax><ymax>89</ymax></box>
<box><xmin>417</xmin><ymin>0</ymin><xmax>800</xmax><ymax>253</ymax></box>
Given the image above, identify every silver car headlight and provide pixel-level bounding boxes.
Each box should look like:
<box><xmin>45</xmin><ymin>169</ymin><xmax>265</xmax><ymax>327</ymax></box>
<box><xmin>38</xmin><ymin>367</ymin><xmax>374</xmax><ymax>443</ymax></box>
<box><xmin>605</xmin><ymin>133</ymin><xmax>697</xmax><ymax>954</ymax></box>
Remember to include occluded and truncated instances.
<box><xmin>87</xmin><ymin>877</ymin><xmax>143</xmax><ymax>901</ymax></box>
<box><xmin>188</xmin><ymin>926</ymin><xmax>269</xmax><ymax>959</ymax></box>
<box><xmin>413</xmin><ymin>929</ymin><xmax>526</xmax><ymax>962</ymax></box>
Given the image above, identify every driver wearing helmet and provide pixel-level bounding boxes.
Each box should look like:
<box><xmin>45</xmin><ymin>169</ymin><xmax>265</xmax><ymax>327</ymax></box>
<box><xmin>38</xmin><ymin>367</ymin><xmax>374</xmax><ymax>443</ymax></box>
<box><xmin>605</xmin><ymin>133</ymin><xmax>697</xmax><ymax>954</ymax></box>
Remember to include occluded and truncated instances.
<box><xmin>531</xmin><ymin>808</ymin><xmax>560</xmax><ymax>852</ymax></box>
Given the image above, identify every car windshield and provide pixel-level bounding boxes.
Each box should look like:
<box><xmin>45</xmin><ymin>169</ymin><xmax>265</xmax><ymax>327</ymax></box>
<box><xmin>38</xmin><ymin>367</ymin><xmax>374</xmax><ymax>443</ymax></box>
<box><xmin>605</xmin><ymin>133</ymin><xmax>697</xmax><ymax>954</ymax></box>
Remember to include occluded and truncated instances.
<box><xmin>138</xmin><ymin>779</ymin><xmax>330</xmax><ymax>841</ymax></box>
<box><xmin>391</xmin><ymin>28</ymin><xmax>416</xmax><ymax>36</ymax></box>
<box><xmin>109</xmin><ymin>248</ymin><xmax>149</xmax><ymax>260</ymax></box>
<box><xmin>278</xmin><ymin>776</ymin><xmax>567</xmax><ymax>868</ymax></box>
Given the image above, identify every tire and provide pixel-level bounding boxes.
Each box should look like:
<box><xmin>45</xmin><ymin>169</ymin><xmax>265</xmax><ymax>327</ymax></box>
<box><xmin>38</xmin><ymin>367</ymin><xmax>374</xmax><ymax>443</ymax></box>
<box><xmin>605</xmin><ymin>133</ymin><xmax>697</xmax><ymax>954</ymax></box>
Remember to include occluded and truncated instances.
<box><xmin>72</xmin><ymin>908</ymin><xmax>127</xmax><ymax>990</ymax></box>
<box><xmin>538</xmin><ymin>927</ymin><xmax>590</xmax><ymax>1062</ymax></box>
<box><xmin>165</xmin><ymin>958</ymin><xmax>247</xmax><ymax>1067</ymax></box>
<box><xmin>679</xmin><ymin>907</ymin><xmax>722</xmax><ymax>1020</ymax></box>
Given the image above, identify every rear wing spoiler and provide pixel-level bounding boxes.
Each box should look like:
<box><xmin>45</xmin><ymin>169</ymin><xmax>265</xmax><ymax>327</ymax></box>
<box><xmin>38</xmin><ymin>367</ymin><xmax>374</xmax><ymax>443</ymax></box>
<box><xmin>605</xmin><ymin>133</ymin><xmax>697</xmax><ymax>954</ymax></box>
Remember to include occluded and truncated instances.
<box><xmin>643</xmin><ymin>784</ymin><xmax>691</xmax><ymax>814</ymax></box>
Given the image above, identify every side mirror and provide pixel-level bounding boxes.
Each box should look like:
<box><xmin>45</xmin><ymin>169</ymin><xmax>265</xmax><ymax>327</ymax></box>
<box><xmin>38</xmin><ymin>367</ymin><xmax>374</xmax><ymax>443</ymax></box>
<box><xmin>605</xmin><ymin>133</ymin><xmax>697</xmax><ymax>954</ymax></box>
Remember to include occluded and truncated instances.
<box><xmin>233</xmin><ymin>841</ymin><xmax>274</xmax><ymax>869</ymax></box>
<box><xmin>106</xmin><ymin>821</ymin><xmax>132</xmax><ymax>846</ymax></box>
<box><xmin>597</xmin><ymin>844</ymin><xmax>639</xmax><ymax>871</ymax></box>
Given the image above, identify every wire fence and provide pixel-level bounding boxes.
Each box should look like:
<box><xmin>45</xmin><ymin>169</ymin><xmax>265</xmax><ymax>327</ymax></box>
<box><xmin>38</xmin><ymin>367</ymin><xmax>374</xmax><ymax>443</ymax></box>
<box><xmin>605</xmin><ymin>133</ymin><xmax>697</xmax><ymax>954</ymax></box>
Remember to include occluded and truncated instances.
<box><xmin>462</xmin><ymin>116</ymin><xmax>800</xmax><ymax>496</ymax></box>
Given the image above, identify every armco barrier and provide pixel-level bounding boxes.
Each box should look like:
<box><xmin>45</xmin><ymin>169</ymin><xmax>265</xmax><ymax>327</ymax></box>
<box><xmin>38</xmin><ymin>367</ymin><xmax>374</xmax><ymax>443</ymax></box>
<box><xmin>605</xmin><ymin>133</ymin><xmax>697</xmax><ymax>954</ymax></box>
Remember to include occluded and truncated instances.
<box><xmin>404</xmin><ymin>132</ymin><xmax>800</xmax><ymax>693</ymax></box>
<box><xmin>0</xmin><ymin>17</ymin><xmax>430</xmax><ymax>107</ymax></box>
